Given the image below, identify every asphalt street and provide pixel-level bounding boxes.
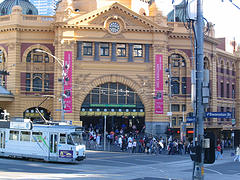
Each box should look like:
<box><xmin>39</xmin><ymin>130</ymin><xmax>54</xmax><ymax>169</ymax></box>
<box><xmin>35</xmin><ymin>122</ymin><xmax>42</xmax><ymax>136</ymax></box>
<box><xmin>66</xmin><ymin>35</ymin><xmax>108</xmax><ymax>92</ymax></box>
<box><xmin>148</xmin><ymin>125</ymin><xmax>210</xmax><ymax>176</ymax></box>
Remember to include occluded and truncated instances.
<box><xmin>0</xmin><ymin>150</ymin><xmax>239</xmax><ymax>180</ymax></box>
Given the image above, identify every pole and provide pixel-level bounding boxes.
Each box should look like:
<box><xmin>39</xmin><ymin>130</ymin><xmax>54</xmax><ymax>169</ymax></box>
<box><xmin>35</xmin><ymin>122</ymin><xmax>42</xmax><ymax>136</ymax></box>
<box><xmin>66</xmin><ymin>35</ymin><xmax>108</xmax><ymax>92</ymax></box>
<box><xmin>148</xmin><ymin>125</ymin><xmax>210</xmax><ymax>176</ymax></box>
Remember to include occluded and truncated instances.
<box><xmin>104</xmin><ymin>115</ymin><xmax>107</xmax><ymax>151</ymax></box>
<box><xmin>194</xmin><ymin>0</ymin><xmax>204</xmax><ymax>179</ymax></box>
<box><xmin>61</xmin><ymin>65</ymin><xmax>65</xmax><ymax>122</ymax></box>
<box><xmin>169</xmin><ymin>63</ymin><xmax>172</xmax><ymax>142</ymax></box>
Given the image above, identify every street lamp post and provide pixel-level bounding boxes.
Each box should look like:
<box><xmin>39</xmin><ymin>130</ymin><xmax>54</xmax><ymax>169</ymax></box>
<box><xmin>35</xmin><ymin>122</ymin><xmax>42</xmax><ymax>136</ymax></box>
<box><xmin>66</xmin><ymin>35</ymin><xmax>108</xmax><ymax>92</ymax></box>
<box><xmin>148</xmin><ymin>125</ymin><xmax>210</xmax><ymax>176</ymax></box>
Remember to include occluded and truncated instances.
<box><xmin>166</xmin><ymin>63</ymin><xmax>172</xmax><ymax>142</ymax></box>
<box><xmin>36</xmin><ymin>49</ymin><xmax>65</xmax><ymax>122</ymax></box>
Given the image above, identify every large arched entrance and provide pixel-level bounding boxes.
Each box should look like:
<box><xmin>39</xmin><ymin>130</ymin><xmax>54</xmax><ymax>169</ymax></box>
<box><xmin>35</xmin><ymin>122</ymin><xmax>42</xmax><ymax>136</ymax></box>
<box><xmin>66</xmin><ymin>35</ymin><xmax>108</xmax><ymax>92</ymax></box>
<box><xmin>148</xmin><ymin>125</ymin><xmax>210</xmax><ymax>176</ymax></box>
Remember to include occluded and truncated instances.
<box><xmin>23</xmin><ymin>107</ymin><xmax>51</xmax><ymax>123</ymax></box>
<box><xmin>80</xmin><ymin>82</ymin><xmax>145</xmax><ymax>134</ymax></box>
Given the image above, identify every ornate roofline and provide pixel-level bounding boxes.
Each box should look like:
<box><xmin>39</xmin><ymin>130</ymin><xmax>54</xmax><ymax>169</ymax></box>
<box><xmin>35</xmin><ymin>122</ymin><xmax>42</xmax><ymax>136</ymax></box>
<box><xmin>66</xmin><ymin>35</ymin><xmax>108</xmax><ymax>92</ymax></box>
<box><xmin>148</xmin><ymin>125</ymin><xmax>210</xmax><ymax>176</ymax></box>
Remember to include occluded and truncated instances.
<box><xmin>63</xmin><ymin>2</ymin><xmax>171</xmax><ymax>33</ymax></box>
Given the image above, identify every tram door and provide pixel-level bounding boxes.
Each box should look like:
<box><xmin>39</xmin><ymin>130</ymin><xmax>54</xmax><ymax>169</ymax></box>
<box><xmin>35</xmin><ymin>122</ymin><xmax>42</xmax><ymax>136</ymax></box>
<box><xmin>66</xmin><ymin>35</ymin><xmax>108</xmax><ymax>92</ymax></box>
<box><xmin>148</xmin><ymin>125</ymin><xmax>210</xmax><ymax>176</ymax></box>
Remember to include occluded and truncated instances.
<box><xmin>0</xmin><ymin>131</ymin><xmax>5</xmax><ymax>152</ymax></box>
<box><xmin>49</xmin><ymin>133</ymin><xmax>58</xmax><ymax>157</ymax></box>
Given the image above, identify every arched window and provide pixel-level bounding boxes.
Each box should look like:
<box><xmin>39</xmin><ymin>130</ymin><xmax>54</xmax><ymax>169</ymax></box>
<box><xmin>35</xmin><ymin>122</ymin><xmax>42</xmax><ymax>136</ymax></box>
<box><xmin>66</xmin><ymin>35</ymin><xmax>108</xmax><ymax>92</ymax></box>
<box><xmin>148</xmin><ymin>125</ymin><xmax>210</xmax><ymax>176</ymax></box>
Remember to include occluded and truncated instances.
<box><xmin>204</xmin><ymin>57</ymin><xmax>209</xmax><ymax>69</ymax></box>
<box><xmin>26</xmin><ymin>49</ymin><xmax>49</xmax><ymax>63</ymax></box>
<box><xmin>226</xmin><ymin>62</ymin><xmax>230</xmax><ymax>74</ymax></box>
<box><xmin>220</xmin><ymin>60</ymin><xmax>224</xmax><ymax>73</ymax></box>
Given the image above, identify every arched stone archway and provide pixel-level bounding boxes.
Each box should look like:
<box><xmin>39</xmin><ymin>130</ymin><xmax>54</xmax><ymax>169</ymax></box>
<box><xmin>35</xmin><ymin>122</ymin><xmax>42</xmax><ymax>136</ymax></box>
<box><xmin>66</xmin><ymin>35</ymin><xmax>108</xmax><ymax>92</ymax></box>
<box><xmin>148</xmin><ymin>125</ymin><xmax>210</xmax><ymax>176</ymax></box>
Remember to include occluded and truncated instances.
<box><xmin>74</xmin><ymin>74</ymin><xmax>152</xmax><ymax>131</ymax></box>
<box><xmin>75</xmin><ymin>74</ymin><xmax>150</xmax><ymax>114</ymax></box>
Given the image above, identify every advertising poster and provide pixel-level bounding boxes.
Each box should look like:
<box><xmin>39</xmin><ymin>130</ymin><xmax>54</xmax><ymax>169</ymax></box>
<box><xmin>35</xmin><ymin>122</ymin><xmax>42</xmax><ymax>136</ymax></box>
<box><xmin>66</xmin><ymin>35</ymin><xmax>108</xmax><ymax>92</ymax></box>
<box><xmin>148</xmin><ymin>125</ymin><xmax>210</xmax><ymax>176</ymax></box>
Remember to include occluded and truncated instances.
<box><xmin>155</xmin><ymin>54</ymin><xmax>164</xmax><ymax>114</ymax></box>
<box><xmin>64</xmin><ymin>51</ymin><xmax>72</xmax><ymax>113</ymax></box>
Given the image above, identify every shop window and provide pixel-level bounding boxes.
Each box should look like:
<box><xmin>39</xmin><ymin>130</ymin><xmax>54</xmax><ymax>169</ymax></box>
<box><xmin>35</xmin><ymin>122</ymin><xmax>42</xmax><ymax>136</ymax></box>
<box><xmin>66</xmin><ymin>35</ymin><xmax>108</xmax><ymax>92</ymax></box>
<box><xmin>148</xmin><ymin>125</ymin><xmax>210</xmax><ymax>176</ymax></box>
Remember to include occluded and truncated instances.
<box><xmin>171</xmin><ymin>104</ymin><xmax>180</xmax><ymax>112</ymax></box>
<box><xmin>100</xmin><ymin>43</ymin><xmax>109</xmax><ymax>56</ymax></box>
<box><xmin>83</xmin><ymin>42</ymin><xmax>92</xmax><ymax>56</ymax></box>
<box><xmin>116</xmin><ymin>44</ymin><xmax>126</xmax><ymax>57</ymax></box>
<box><xmin>178</xmin><ymin>117</ymin><xmax>183</xmax><ymax>126</ymax></box>
<box><xmin>20</xmin><ymin>131</ymin><xmax>30</xmax><ymax>141</ymax></box>
<box><xmin>133</xmin><ymin>44</ymin><xmax>143</xmax><ymax>57</ymax></box>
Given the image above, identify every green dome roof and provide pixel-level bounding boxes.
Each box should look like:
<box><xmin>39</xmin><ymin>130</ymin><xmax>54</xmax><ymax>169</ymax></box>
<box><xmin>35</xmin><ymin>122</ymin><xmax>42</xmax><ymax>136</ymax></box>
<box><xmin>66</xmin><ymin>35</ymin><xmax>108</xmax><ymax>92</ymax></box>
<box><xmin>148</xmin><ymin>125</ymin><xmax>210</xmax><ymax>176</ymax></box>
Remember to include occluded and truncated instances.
<box><xmin>0</xmin><ymin>0</ymin><xmax>38</xmax><ymax>16</ymax></box>
<box><xmin>167</xmin><ymin>0</ymin><xmax>188</xmax><ymax>22</ymax></box>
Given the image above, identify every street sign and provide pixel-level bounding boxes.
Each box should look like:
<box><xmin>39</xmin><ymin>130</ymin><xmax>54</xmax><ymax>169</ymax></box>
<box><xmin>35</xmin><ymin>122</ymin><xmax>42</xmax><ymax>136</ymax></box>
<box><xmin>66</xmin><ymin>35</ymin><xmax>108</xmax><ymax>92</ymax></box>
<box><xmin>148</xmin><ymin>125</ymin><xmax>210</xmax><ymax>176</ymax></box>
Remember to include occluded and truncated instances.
<box><xmin>167</xmin><ymin>112</ymin><xmax>172</xmax><ymax>116</ymax></box>
<box><xmin>205</xmin><ymin>112</ymin><xmax>232</xmax><ymax>119</ymax></box>
<box><xmin>232</xmin><ymin>119</ymin><xmax>236</xmax><ymax>125</ymax></box>
<box><xmin>186</xmin><ymin>117</ymin><xmax>196</xmax><ymax>123</ymax></box>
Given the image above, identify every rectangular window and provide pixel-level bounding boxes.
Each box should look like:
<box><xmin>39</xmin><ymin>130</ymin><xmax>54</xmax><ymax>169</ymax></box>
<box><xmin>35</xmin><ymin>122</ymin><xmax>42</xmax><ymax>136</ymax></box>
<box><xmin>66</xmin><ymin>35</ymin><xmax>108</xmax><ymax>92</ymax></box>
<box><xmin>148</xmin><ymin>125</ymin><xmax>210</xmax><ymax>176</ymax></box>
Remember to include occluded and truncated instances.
<box><xmin>133</xmin><ymin>44</ymin><xmax>143</xmax><ymax>57</ymax></box>
<box><xmin>26</xmin><ymin>73</ymin><xmax>31</xmax><ymax>91</ymax></box>
<box><xmin>227</xmin><ymin>83</ymin><xmax>230</xmax><ymax>98</ymax></box>
<box><xmin>171</xmin><ymin>104</ymin><xmax>180</xmax><ymax>112</ymax></box>
<box><xmin>182</xmin><ymin>104</ymin><xmax>186</xmax><ymax>112</ymax></box>
<box><xmin>116</xmin><ymin>44</ymin><xmax>126</xmax><ymax>57</ymax></box>
<box><xmin>182</xmin><ymin>77</ymin><xmax>187</xmax><ymax>94</ymax></box>
<box><xmin>220</xmin><ymin>82</ymin><xmax>224</xmax><ymax>97</ymax></box>
<box><xmin>178</xmin><ymin>117</ymin><xmax>183</xmax><ymax>126</ymax></box>
<box><xmin>172</xmin><ymin>77</ymin><xmax>180</xmax><ymax>94</ymax></box>
<box><xmin>44</xmin><ymin>73</ymin><xmax>50</xmax><ymax>92</ymax></box>
<box><xmin>9</xmin><ymin>131</ymin><xmax>19</xmax><ymax>141</ymax></box>
<box><xmin>172</xmin><ymin>117</ymin><xmax>177</xmax><ymax>126</ymax></box>
<box><xmin>33</xmin><ymin>73</ymin><xmax>42</xmax><ymax>92</ymax></box>
<box><xmin>33</xmin><ymin>54</ymin><xmax>43</xmax><ymax>62</ymax></box>
<box><xmin>232</xmin><ymin>84</ymin><xmax>235</xmax><ymax>99</ymax></box>
<box><xmin>83</xmin><ymin>42</ymin><xmax>93</xmax><ymax>56</ymax></box>
<box><xmin>100</xmin><ymin>43</ymin><xmax>109</xmax><ymax>56</ymax></box>
<box><xmin>20</xmin><ymin>131</ymin><xmax>30</xmax><ymax>141</ymax></box>
<box><xmin>32</xmin><ymin>132</ymin><xmax>42</xmax><ymax>142</ymax></box>
<box><xmin>60</xmin><ymin>133</ymin><xmax>66</xmax><ymax>144</ymax></box>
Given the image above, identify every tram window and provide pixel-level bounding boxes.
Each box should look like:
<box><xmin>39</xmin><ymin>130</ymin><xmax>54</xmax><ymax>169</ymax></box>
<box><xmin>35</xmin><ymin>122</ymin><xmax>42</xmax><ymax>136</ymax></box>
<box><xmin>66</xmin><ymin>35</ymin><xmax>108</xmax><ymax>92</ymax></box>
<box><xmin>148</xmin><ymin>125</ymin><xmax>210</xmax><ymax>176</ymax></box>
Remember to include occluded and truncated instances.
<box><xmin>32</xmin><ymin>132</ymin><xmax>42</xmax><ymax>142</ymax></box>
<box><xmin>67</xmin><ymin>134</ymin><xmax>74</xmax><ymax>145</ymax></box>
<box><xmin>60</xmin><ymin>133</ymin><xmax>66</xmax><ymax>144</ymax></box>
<box><xmin>20</xmin><ymin>131</ymin><xmax>30</xmax><ymax>141</ymax></box>
<box><xmin>9</xmin><ymin>131</ymin><xmax>19</xmax><ymax>141</ymax></box>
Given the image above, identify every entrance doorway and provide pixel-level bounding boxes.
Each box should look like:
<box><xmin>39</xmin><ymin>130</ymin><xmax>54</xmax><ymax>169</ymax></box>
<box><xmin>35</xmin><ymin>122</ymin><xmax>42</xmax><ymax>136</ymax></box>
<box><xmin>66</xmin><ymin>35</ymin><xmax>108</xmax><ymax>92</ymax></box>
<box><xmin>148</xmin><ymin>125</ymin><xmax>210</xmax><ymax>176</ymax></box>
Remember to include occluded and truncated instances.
<box><xmin>80</xmin><ymin>82</ymin><xmax>145</xmax><ymax>134</ymax></box>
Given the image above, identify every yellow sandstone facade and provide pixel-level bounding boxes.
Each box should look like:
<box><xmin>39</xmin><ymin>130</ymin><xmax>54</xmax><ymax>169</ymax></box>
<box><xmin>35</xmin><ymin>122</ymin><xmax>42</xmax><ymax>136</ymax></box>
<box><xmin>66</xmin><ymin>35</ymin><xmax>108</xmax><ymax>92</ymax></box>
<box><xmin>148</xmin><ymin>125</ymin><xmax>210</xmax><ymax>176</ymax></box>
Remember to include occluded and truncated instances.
<box><xmin>0</xmin><ymin>0</ymin><xmax>239</xmax><ymax>141</ymax></box>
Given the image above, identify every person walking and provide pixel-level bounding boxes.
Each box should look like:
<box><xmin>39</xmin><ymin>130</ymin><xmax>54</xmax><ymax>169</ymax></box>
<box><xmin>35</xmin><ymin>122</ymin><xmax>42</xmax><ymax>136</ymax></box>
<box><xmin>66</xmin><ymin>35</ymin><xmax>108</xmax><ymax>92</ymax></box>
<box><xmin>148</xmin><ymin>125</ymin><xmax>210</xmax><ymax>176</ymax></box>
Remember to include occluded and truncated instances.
<box><xmin>216</xmin><ymin>144</ymin><xmax>223</xmax><ymax>160</ymax></box>
<box><xmin>234</xmin><ymin>144</ymin><xmax>240</xmax><ymax>162</ymax></box>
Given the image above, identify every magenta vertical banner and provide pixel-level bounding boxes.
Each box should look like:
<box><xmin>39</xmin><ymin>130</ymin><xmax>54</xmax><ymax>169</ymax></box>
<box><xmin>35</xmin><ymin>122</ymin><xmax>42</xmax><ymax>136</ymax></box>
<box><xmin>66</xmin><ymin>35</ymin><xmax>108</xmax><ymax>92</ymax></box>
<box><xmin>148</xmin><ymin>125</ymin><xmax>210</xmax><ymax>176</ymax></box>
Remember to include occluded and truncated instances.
<box><xmin>64</xmin><ymin>51</ymin><xmax>72</xmax><ymax>113</ymax></box>
<box><xmin>155</xmin><ymin>54</ymin><xmax>164</xmax><ymax>114</ymax></box>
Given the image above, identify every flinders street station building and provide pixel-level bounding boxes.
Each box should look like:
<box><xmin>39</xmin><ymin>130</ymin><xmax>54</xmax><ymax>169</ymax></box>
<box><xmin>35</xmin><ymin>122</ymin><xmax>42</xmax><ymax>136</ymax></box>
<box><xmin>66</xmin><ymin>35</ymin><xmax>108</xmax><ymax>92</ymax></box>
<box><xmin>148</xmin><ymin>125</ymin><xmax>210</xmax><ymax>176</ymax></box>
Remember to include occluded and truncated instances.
<box><xmin>0</xmin><ymin>0</ymin><xmax>239</xmax><ymax>143</ymax></box>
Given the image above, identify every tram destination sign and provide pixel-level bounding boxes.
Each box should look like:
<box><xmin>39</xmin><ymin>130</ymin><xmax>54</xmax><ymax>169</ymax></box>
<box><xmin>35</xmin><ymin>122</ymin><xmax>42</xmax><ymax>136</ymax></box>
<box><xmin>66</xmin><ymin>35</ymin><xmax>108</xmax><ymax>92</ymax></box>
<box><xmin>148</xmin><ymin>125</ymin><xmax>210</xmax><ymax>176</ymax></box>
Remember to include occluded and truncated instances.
<box><xmin>205</xmin><ymin>112</ymin><xmax>232</xmax><ymax>119</ymax></box>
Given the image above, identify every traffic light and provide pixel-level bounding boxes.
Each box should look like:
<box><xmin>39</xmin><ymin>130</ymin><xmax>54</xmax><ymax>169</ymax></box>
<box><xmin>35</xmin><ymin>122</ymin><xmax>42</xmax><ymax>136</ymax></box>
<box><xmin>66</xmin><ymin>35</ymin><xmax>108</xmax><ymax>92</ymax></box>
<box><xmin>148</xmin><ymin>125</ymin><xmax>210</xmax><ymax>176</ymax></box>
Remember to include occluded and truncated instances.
<box><xmin>204</xmin><ymin>132</ymin><xmax>215</xmax><ymax>164</ymax></box>
<box><xmin>190</xmin><ymin>145</ymin><xmax>202</xmax><ymax>163</ymax></box>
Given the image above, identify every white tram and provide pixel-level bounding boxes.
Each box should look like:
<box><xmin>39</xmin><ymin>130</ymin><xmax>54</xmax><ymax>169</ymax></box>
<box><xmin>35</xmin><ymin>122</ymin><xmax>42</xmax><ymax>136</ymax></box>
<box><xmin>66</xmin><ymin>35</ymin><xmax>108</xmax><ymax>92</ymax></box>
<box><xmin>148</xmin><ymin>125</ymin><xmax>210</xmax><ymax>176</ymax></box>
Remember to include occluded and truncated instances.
<box><xmin>0</xmin><ymin>119</ymin><xmax>86</xmax><ymax>163</ymax></box>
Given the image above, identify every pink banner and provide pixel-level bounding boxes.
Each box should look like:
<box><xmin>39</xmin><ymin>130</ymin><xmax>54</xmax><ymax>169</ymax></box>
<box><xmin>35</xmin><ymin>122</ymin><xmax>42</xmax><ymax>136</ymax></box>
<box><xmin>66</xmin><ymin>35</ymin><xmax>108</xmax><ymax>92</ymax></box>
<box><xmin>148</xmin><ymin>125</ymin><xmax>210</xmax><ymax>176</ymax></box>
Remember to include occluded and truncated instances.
<box><xmin>155</xmin><ymin>54</ymin><xmax>164</xmax><ymax>114</ymax></box>
<box><xmin>64</xmin><ymin>51</ymin><xmax>72</xmax><ymax>113</ymax></box>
